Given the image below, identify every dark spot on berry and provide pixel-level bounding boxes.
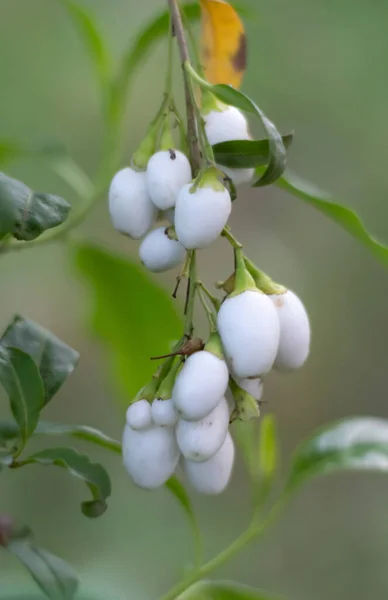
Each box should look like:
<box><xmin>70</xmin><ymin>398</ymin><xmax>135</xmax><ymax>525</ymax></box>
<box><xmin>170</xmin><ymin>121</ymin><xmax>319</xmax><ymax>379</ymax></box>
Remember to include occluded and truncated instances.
<box><xmin>169</xmin><ymin>149</ymin><xmax>177</xmax><ymax>160</ymax></box>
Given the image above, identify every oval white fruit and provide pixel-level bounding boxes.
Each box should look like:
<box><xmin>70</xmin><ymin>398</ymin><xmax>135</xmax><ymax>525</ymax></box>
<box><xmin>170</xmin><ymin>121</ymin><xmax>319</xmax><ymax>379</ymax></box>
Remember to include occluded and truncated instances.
<box><xmin>175</xmin><ymin>183</ymin><xmax>232</xmax><ymax>249</ymax></box>
<box><xmin>183</xmin><ymin>431</ymin><xmax>235</xmax><ymax>495</ymax></box>
<box><xmin>172</xmin><ymin>351</ymin><xmax>229</xmax><ymax>421</ymax></box>
<box><xmin>139</xmin><ymin>227</ymin><xmax>185</xmax><ymax>273</ymax></box>
<box><xmin>151</xmin><ymin>398</ymin><xmax>178</xmax><ymax>427</ymax></box>
<box><xmin>204</xmin><ymin>106</ymin><xmax>254</xmax><ymax>186</ymax></box>
<box><xmin>235</xmin><ymin>377</ymin><xmax>263</xmax><ymax>401</ymax></box>
<box><xmin>125</xmin><ymin>399</ymin><xmax>152</xmax><ymax>430</ymax></box>
<box><xmin>176</xmin><ymin>397</ymin><xmax>229</xmax><ymax>462</ymax></box>
<box><xmin>109</xmin><ymin>168</ymin><xmax>156</xmax><ymax>239</ymax></box>
<box><xmin>270</xmin><ymin>290</ymin><xmax>311</xmax><ymax>370</ymax></box>
<box><xmin>204</xmin><ymin>106</ymin><xmax>251</xmax><ymax>146</ymax></box>
<box><xmin>217</xmin><ymin>290</ymin><xmax>280</xmax><ymax>378</ymax></box>
<box><xmin>222</xmin><ymin>166</ymin><xmax>254</xmax><ymax>187</ymax></box>
<box><xmin>122</xmin><ymin>424</ymin><xmax>180</xmax><ymax>490</ymax></box>
<box><xmin>146</xmin><ymin>150</ymin><xmax>192</xmax><ymax>210</ymax></box>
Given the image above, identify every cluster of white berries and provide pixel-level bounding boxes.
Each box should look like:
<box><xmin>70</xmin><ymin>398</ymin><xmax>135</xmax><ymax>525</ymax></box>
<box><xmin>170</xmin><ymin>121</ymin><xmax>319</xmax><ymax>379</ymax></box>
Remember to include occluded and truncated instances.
<box><xmin>109</xmin><ymin>94</ymin><xmax>311</xmax><ymax>495</ymax></box>
<box><xmin>109</xmin><ymin>99</ymin><xmax>254</xmax><ymax>270</ymax></box>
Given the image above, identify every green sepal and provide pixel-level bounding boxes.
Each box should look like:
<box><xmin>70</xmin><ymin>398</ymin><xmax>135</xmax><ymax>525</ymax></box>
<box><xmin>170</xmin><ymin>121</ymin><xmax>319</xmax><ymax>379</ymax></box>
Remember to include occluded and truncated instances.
<box><xmin>132</xmin><ymin>124</ymin><xmax>159</xmax><ymax>170</ymax></box>
<box><xmin>244</xmin><ymin>257</ymin><xmax>286</xmax><ymax>296</ymax></box>
<box><xmin>159</xmin><ymin>116</ymin><xmax>176</xmax><ymax>152</ymax></box>
<box><xmin>156</xmin><ymin>359</ymin><xmax>181</xmax><ymax>400</ymax></box>
<box><xmin>200</xmin><ymin>91</ymin><xmax>226</xmax><ymax>116</ymax></box>
<box><xmin>191</xmin><ymin>166</ymin><xmax>225</xmax><ymax>193</ymax></box>
<box><xmin>204</xmin><ymin>332</ymin><xmax>224</xmax><ymax>360</ymax></box>
<box><xmin>229</xmin><ymin>248</ymin><xmax>258</xmax><ymax>297</ymax></box>
<box><xmin>229</xmin><ymin>377</ymin><xmax>260</xmax><ymax>422</ymax></box>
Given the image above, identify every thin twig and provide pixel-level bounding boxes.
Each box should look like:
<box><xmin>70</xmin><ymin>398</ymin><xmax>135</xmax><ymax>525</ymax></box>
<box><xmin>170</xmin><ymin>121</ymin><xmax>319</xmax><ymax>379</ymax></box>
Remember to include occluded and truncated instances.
<box><xmin>168</xmin><ymin>0</ymin><xmax>202</xmax><ymax>174</ymax></box>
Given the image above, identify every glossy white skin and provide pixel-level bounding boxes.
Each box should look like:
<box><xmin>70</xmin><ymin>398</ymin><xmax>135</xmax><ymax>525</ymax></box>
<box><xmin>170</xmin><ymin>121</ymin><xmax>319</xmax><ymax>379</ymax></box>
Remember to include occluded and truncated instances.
<box><xmin>172</xmin><ymin>351</ymin><xmax>229</xmax><ymax>421</ymax></box>
<box><xmin>204</xmin><ymin>106</ymin><xmax>251</xmax><ymax>146</ymax></box>
<box><xmin>151</xmin><ymin>398</ymin><xmax>178</xmax><ymax>427</ymax></box>
<box><xmin>270</xmin><ymin>290</ymin><xmax>311</xmax><ymax>371</ymax></box>
<box><xmin>109</xmin><ymin>168</ymin><xmax>156</xmax><ymax>239</ymax></box>
<box><xmin>235</xmin><ymin>377</ymin><xmax>263</xmax><ymax>401</ymax></box>
<box><xmin>183</xmin><ymin>431</ymin><xmax>235</xmax><ymax>495</ymax></box>
<box><xmin>146</xmin><ymin>150</ymin><xmax>192</xmax><ymax>210</ymax></box>
<box><xmin>139</xmin><ymin>227</ymin><xmax>185</xmax><ymax>273</ymax></box>
<box><xmin>222</xmin><ymin>166</ymin><xmax>255</xmax><ymax>187</ymax></box>
<box><xmin>204</xmin><ymin>107</ymin><xmax>254</xmax><ymax>186</ymax></box>
<box><xmin>175</xmin><ymin>183</ymin><xmax>232</xmax><ymax>249</ymax></box>
<box><xmin>217</xmin><ymin>290</ymin><xmax>280</xmax><ymax>378</ymax></box>
<box><xmin>122</xmin><ymin>424</ymin><xmax>180</xmax><ymax>490</ymax></box>
<box><xmin>176</xmin><ymin>397</ymin><xmax>229</xmax><ymax>462</ymax></box>
<box><xmin>126</xmin><ymin>400</ymin><xmax>152</xmax><ymax>430</ymax></box>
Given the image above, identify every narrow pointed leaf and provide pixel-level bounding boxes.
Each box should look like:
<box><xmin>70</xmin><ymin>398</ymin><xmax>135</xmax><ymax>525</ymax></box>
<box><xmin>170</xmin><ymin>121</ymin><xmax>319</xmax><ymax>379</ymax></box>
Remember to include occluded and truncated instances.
<box><xmin>200</xmin><ymin>0</ymin><xmax>247</xmax><ymax>89</ymax></box>
<box><xmin>58</xmin><ymin>0</ymin><xmax>111</xmax><ymax>91</ymax></box>
<box><xmin>274</xmin><ymin>171</ymin><xmax>388</xmax><ymax>266</ymax></box>
<box><xmin>1</xmin><ymin>316</ymin><xmax>79</xmax><ymax>403</ymax></box>
<box><xmin>75</xmin><ymin>244</ymin><xmax>181</xmax><ymax>403</ymax></box>
<box><xmin>186</xmin><ymin>67</ymin><xmax>286</xmax><ymax>186</ymax></box>
<box><xmin>0</xmin><ymin>348</ymin><xmax>44</xmax><ymax>449</ymax></box>
<box><xmin>8</xmin><ymin>531</ymin><xmax>78</xmax><ymax>600</ymax></box>
<box><xmin>287</xmin><ymin>417</ymin><xmax>388</xmax><ymax>491</ymax></box>
<box><xmin>17</xmin><ymin>447</ymin><xmax>111</xmax><ymax>518</ymax></box>
<box><xmin>213</xmin><ymin>134</ymin><xmax>293</xmax><ymax>168</ymax></box>
<box><xmin>0</xmin><ymin>420</ymin><xmax>121</xmax><ymax>455</ymax></box>
<box><xmin>179</xmin><ymin>580</ymin><xmax>284</xmax><ymax>599</ymax></box>
<box><xmin>0</xmin><ymin>173</ymin><xmax>70</xmax><ymax>241</ymax></box>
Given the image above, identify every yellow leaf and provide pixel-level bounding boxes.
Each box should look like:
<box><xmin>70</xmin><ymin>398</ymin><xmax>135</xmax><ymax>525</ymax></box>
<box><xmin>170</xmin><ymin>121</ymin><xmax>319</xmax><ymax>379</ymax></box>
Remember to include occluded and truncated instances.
<box><xmin>200</xmin><ymin>0</ymin><xmax>246</xmax><ymax>89</ymax></box>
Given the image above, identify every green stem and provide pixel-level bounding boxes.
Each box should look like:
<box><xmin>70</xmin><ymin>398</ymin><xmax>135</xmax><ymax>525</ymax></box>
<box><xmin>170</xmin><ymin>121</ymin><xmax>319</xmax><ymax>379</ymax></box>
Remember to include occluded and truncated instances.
<box><xmin>221</xmin><ymin>227</ymin><xmax>243</xmax><ymax>250</ymax></box>
<box><xmin>184</xmin><ymin>251</ymin><xmax>197</xmax><ymax>337</ymax></box>
<box><xmin>168</xmin><ymin>0</ymin><xmax>202</xmax><ymax>173</ymax></box>
<box><xmin>165</xmin><ymin>15</ymin><xmax>174</xmax><ymax>100</ymax></box>
<box><xmin>197</xmin><ymin>285</ymin><xmax>217</xmax><ymax>332</ymax></box>
<box><xmin>197</xmin><ymin>280</ymin><xmax>220</xmax><ymax>311</ymax></box>
<box><xmin>160</xmin><ymin>494</ymin><xmax>289</xmax><ymax>600</ymax></box>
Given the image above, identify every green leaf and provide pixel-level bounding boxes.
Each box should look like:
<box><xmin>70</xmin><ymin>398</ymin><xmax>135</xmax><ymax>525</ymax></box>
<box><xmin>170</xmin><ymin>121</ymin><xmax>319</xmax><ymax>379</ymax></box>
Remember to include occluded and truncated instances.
<box><xmin>259</xmin><ymin>415</ymin><xmax>277</xmax><ymax>479</ymax></box>
<box><xmin>8</xmin><ymin>529</ymin><xmax>78</xmax><ymax>600</ymax></box>
<box><xmin>0</xmin><ymin>173</ymin><xmax>71</xmax><ymax>241</ymax></box>
<box><xmin>186</xmin><ymin>67</ymin><xmax>286</xmax><ymax>186</ymax></box>
<box><xmin>113</xmin><ymin>3</ymin><xmax>201</xmax><ymax>119</ymax></box>
<box><xmin>1</xmin><ymin>316</ymin><xmax>79</xmax><ymax>404</ymax></box>
<box><xmin>166</xmin><ymin>476</ymin><xmax>202</xmax><ymax>566</ymax></box>
<box><xmin>16</xmin><ymin>447</ymin><xmax>111</xmax><ymax>518</ymax></box>
<box><xmin>58</xmin><ymin>0</ymin><xmax>111</xmax><ymax>92</ymax></box>
<box><xmin>75</xmin><ymin>244</ymin><xmax>181</xmax><ymax>403</ymax></box>
<box><xmin>0</xmin><ymin>140</ymin><xmax>66</xmax><ymax>168</ymax></box>
<box><xmin>0</xmin><ymin>420</ymin><xmax>121</xmax><ymax>454</ymax></box>
<box><xmin>287</xmin><ymin>417</ymin><xmax>388</xmax><ymax>491</ymax></box>
<box><xmin>178</xmin><ymin>580</ymin><xmax>283</xmax><ymax>600</ymax></box>
<box><xmin>213</xmin><ymin>134</ymin><xmax>293</xmax><ymax>169</ymax></box>
<box><xmin>0</xmin><ymin>348</ymin><xmax>44</xmax><ymax>450</ymax></box>
<box><xmin>274</xmin><ymin>171</ymin><xmax>388</xmax><ymax>266</ymax></box>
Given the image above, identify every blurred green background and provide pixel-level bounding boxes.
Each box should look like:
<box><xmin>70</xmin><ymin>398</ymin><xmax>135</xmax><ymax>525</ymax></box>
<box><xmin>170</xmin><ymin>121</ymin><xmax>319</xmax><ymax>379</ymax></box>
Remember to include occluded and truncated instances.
<box><xmin>1</xmin><ymin>0</ymin><xmax>388</xmax><ymax>599</ymax></box>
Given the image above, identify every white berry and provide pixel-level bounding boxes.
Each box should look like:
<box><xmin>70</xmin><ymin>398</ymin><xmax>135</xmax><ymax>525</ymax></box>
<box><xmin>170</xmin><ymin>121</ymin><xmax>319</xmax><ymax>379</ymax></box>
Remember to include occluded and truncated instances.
<box><xmin>139</xmin><ymin>227</ymin><xmax>185</xmax><ymax>273</ymax></box>
<box><xmin>271</xmin><ymin>290</ymin><xmax>311</xmax><ymax>370</ymax></box>
<box><xmin>151</xmin><ymin>398</ymin><xmax>178</xmax><ymax>427</ymax></box>
<box><xmin>175</xmin><ymin>182</ymin><xmax>232</xmax><ymax>249</ymax></box>
<box><xmin>122</xmin><ymin>424</ymin><xmax>179</xmax><ymax>490</ymax></box>
<box><xmin>125</xmin><ymin>400</ymin><xmax>152</xmax><ymax>430</ymax></box>
<box><xmin>217</xmin><ymin>290</ymin><xmax>280</xmax><ymax>378</ymax></box>
<box><xmin>204</xmin><ymin>106</ymin><xmax>255</xmax><ymax>186</ymax></box>
<box><xmin>235</xmin><ymin>377</ymin><xmax>263</xmax><ymax>401</ymax></box>
<box><xmin>183</xmin><ymin>432</ymin><xmax>235</xmax><ymax>495</ymax></box>
<box><xmin>172</xmin><ymin>351</ymin><xmax>229</xmax><ymax>421</ymax></box>
<box><xmin>146</xmin><ymin>150</ymin><xmax>192</xmax><ymax>210</ymax></box>
<box><xmin>176</xmin><ymin>397</ymin><xmax>229</xmax><ymax>462</ymax></box>
<box><xmin>109</xmin><ymin>168</ymin><xmax>156</xmax><ymax>239</ymax></box>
